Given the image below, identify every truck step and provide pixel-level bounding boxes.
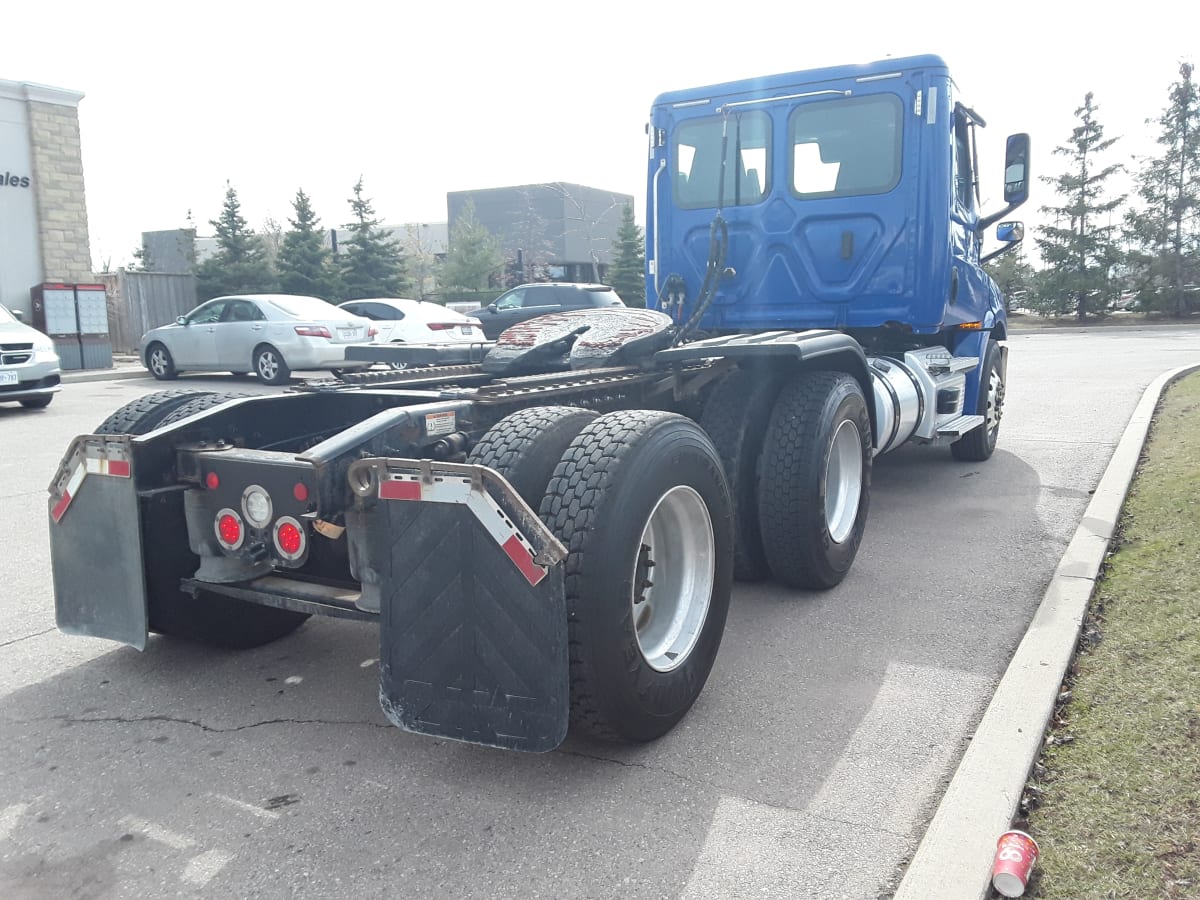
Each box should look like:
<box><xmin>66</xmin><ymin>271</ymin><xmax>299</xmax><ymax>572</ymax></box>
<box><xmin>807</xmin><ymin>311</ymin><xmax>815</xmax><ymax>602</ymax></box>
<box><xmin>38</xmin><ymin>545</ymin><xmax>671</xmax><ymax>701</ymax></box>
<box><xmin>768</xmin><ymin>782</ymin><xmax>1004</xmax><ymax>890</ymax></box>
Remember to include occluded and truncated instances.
<box><xmin>917</xmin><ymin>353</ymin><xmax>979</xmax><ymax>374</ymax></box>
<box><xmin>936</xmin><ymin>414</ymin><xmax>984</xmax><ymax>437</ymax></box>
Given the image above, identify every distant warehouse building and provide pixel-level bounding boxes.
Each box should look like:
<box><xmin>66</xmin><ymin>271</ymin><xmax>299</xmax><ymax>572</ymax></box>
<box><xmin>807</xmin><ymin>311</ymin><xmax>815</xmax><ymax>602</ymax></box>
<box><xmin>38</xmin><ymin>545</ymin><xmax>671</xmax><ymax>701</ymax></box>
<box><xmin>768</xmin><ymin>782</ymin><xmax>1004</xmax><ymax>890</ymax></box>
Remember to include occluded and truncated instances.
<box><xmin>447</xmin><ymin>182</ymin><xmax>633</xmax><ymax>283</ymax></box>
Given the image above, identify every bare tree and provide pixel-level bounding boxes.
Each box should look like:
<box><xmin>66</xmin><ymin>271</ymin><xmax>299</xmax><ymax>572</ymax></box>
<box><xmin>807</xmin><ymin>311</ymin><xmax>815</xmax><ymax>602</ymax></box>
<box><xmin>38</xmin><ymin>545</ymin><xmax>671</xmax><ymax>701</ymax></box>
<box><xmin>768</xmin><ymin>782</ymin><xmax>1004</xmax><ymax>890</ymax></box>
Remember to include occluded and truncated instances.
<box><xmin>544</xmin><ymin>182</ymin><xmax>624</xmax><ymax>282</ymax></box>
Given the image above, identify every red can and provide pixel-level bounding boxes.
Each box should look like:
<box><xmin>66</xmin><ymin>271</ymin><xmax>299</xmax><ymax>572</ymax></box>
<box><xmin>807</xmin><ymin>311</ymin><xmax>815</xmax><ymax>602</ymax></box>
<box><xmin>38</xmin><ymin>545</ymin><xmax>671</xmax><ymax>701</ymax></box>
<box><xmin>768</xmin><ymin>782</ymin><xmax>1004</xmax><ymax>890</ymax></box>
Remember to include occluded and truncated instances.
<box><xmin>991</xmin><ymin>830</ymin><xmax>1040</xmax><ymax>897</ymax></box>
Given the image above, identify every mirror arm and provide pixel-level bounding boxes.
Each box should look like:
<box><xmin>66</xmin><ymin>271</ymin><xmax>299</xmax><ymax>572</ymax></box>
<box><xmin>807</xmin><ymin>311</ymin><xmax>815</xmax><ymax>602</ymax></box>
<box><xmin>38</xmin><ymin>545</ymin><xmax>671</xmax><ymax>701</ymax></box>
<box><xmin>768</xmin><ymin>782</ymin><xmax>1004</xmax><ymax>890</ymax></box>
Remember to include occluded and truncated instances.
<box><xmin>981</xmin><ymin>239</ymin><xmax>1022</xmax><ymax>266</ymax></box>
<box><xmin>977</xmin><ymin>201</ymin><xmax>1024</xmax><ymax>233</ymax></box>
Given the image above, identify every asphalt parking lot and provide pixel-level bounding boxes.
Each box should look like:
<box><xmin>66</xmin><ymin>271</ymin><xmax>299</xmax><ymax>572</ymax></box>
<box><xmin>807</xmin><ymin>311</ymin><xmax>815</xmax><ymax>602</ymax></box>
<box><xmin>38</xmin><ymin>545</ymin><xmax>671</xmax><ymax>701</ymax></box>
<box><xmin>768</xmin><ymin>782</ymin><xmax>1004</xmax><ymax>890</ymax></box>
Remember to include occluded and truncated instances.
<box><xmin>3</xmin><ymin>324</ymin><xmax>1199</xmax><ymax>899</ymax></box>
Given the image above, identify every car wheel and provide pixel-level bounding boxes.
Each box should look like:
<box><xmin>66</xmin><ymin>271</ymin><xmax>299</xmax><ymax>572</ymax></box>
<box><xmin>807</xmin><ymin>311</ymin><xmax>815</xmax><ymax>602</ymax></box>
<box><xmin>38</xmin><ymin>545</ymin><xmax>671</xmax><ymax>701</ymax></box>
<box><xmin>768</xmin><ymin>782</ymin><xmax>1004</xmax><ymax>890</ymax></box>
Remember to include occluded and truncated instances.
<box><xmin>540</xmin><ymin>410</ymin><xmax>734</xmax><ymax>743</ymax></box>
<box><xmin>254</xmin><ymin>345</ymin><xmax>291</xmax><ymax>385</ymax></box>
<box><xmin>146</xmin><ymin>342</ymin><xmax>178</xmax><ymax>380</ymax></box>
<box><xmin>387</xmin><ymin>340</ymin><xmax>408</xmax><ymax>371</ymax></box>
<box><xmin>19</xmin><ymin>395</ymin><xmax>53</xmax><ymax>409</ymax></box>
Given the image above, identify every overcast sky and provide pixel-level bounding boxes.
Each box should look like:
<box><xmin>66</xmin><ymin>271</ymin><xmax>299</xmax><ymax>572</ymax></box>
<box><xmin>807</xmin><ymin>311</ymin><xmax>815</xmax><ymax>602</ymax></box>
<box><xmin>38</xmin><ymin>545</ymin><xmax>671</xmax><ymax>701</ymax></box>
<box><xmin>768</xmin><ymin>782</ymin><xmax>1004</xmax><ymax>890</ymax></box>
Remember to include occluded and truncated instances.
<box><xmin>6</xmin><ymin>1</ymin><xmax>1196</xmax><ymax>270</ymax></box>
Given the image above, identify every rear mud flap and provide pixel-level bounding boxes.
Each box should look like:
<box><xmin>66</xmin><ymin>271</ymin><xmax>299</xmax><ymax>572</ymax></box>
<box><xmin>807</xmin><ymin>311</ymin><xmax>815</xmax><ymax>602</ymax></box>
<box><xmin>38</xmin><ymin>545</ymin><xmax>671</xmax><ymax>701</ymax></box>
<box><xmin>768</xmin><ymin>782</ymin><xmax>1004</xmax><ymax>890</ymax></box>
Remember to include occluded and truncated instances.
<box><xmin>48</xmin><ymin>436</ymin><xmax>149</xmax><ymax>649</ymax></box>
<box><xmin>348</xmin><ymin>459</ymin><xmax>569</xmax><ymax>752</ymax></box>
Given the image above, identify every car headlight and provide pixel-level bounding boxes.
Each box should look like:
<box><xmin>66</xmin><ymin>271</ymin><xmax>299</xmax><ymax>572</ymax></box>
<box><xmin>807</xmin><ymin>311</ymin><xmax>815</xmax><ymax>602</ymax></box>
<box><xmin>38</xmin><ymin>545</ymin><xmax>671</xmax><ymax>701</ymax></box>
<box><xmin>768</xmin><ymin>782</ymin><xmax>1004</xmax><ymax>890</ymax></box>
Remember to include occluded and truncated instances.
<box><xmin>33</xmin><ymin>339</ymin><xmax>54</xmax><ymax>353</ymax></box>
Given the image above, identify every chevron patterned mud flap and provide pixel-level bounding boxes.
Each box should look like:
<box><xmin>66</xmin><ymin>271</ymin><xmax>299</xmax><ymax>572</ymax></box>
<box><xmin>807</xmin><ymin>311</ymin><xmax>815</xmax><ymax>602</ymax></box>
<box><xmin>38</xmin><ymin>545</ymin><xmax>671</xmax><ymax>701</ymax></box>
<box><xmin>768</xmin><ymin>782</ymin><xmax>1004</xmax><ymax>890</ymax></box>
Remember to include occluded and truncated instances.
<box><xmin>347</xmin><ymin>458</ymin><xmax>570</xmax><ymax>752</ymax></box>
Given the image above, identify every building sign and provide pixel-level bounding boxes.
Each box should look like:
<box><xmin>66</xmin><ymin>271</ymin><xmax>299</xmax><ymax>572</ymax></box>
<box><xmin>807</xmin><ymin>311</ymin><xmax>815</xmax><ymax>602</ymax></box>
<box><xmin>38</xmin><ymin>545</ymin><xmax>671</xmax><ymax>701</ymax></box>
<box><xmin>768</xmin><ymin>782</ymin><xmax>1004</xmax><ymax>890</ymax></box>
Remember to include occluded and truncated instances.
<box><xmin>2</xmin><ymin>170</ymin><xmax>31</xmax><ymax>188</ymax></box>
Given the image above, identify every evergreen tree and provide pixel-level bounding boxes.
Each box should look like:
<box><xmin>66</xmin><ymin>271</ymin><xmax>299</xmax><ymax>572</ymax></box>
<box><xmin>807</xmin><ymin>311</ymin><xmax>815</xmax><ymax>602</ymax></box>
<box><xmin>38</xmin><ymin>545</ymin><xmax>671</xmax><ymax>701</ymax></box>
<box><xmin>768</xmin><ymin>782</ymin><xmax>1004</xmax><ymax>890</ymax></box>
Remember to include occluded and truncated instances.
<box><xmin>339</xmin><ymin>178</ymin><xmax>409</xmax><ymax>300</ymax></box>
<box><xmin>606</xmin><ymin>202</ymin><xmax>646</xmax><ymax>306</ymax></box>
<box><xmin>1125</xmin><ymin>63</ymin><xmax>1200</xmax><ymax>316</ymax></box>
<box><xmin>441</xmin><ymin>199</ymin><xmax>503</xmax><ymax>291</ymax></box>
<box><xmin>196</xmin><ymin>183</ymin><xmax>276</xmax><ymax>300</ymax></box>
<box><xmin>984</xmin><ymin>245</ymin><xmax>1035</xmax><ymax>312</ymax></box>
<box><xmin>277</xmin><ymin>189</ymin><xmax>339</xmax><ymax>298</ymax></box>
<box><xmin>1035</xmin><ymin>93</ymin><xmax>1126</xmax><ymax>320</ymax></box>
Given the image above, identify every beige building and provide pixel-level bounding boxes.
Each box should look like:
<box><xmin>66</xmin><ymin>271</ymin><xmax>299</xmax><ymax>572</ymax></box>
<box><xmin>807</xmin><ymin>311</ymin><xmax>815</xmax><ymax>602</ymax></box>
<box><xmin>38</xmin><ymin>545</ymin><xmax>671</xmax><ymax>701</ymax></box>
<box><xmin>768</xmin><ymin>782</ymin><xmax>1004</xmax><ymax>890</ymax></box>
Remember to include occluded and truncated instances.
<box><xmin>0</xmin><ymin>79</ymin><xmax>93</xmax><ymax>317</ymax></box>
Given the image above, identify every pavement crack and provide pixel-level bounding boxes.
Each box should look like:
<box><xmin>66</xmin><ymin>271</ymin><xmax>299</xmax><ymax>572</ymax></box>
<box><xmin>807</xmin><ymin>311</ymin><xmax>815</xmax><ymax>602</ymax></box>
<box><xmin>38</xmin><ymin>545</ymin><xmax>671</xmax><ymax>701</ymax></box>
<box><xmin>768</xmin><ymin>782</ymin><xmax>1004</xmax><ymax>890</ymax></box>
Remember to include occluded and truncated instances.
<box><xmin>0</xmin><ymin>627</ymin><xmax>56</xmax><ymax>649</ymax></box>
<box><xmin>13</xmin><ymin>713</ymin><xmax>393</xmax><ymax>733</ymax></box>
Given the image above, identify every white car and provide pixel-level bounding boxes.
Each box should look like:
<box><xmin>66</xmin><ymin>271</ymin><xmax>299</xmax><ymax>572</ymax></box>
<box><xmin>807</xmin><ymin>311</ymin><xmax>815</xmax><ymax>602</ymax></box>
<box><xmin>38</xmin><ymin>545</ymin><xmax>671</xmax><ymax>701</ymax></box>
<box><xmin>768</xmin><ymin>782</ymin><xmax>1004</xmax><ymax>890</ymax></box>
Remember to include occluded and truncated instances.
<box><xmin>0</xmin><ymin>302</ymin><xmax>61</xmax><ymax>409</ymax></box>
<box><xmin>337</xmin><ymin>298</ymin><xmax>484</xmax><ymax>346</ymax></box>
<box><xmin>139</xmin><ymin>294</ymin><xmax>374</xmax><ymax>385</ymax></box>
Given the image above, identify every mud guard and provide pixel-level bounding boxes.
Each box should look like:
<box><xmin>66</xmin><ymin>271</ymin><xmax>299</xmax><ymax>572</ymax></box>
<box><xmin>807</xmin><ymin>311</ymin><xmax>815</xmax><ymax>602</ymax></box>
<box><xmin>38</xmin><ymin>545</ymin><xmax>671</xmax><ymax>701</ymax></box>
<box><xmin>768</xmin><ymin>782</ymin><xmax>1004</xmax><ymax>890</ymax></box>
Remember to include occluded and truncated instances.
<box><xmin>347</xmin><ymin>458</ymin><xmax>570</xmax><ymax>752</ymax></box>
<box><xmin>48</xmin><ymin>435</ymin><xmax>149</xmax><ymax>649</ymax></box>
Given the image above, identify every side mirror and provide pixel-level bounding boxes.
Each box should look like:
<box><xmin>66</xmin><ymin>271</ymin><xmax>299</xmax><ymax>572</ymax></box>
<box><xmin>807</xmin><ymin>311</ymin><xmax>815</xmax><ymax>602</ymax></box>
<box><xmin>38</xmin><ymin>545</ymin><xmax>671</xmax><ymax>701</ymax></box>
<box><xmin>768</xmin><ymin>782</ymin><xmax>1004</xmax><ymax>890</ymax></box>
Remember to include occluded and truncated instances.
<box><xmin>1002</xmin><ymin>133</ymin><xmax>1030</xmax><ymax>206</ymax></box>
<box><xmin>176</xmin><ymin>316</ymin><xmax>188</xmax><ymax>325</ymax></box>
<box><xmin>996</xmin><ymin>221</ymin><xmax>1024</xmax><ymax>243</ymax></box>
<box><xmin>11</xmin><ymin>309</ymin><xmax>24</xmax><ymax>322</ymax></box>
<box><xmin>486</xmin><ymin>303</ymin><xmax>498</xmax><ymax>313</ymax></box>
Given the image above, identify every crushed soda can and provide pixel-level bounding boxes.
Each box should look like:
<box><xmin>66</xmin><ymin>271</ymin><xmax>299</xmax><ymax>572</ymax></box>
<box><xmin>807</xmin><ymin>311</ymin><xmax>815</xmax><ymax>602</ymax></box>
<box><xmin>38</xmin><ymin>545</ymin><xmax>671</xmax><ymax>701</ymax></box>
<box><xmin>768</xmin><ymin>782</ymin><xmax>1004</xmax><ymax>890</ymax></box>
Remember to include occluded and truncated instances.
<box><xmin>991</xmin><ymin>829</ymin><xmax>1039</xmax><ymax>897</ymax></box>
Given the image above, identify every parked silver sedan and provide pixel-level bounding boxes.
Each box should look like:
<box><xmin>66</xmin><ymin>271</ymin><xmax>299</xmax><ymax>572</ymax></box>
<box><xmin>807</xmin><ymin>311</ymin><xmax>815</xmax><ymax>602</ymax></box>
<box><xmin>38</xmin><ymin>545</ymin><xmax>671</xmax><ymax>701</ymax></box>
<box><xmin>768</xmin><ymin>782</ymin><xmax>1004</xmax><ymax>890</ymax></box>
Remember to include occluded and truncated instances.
<box><xmin>139</xmin><ymin>294</ymin><xmax>373</xmax><ymax>385</ymax></box>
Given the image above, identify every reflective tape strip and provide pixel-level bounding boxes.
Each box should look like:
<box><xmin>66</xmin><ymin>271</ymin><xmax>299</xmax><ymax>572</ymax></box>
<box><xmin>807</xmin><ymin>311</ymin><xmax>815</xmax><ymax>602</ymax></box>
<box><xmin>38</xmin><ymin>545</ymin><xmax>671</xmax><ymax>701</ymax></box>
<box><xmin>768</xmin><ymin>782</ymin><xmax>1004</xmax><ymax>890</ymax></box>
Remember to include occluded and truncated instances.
<box><xmin>501</xmin><ymin>534</ymin><xmax>545</xmax><ymax>586</ymax></box>
<box><xmin>84</xmin><ymin>457</ymin><xmax>130</xmax><ymax>478</ymax></box>
<box><xmin>377</xmin><ymin>474</ymin><xmax>547</xmax><ymax>585</ymax></box>
<box><xmin>50</xmin><ymin>488</ymin><xmax>73</xmax><ymax>523</ymax></box>
<box><xmin>51</xmin><ymin>463</ymin><xmax>86</xmax><ymax>524</ymax></box>
<box><xmin>379</xmin><ymin>479</ymin><xmax>421</xmax><ymax>501</ymax></box>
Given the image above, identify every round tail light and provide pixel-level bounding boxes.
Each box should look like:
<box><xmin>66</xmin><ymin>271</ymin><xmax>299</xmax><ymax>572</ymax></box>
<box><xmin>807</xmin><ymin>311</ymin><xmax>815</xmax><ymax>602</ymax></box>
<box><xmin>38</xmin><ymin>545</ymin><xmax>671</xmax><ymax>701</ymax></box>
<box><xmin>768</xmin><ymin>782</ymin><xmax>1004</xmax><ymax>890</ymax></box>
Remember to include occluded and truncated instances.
<box><xmin>273</xmin><ymin>516</ymin><xmax>306</xmax><ymax>561</ymax></box>
<box><xmin>215</xmin><ymin>509</ymin><xmax>244</xmax><ymax>550</ymax></box>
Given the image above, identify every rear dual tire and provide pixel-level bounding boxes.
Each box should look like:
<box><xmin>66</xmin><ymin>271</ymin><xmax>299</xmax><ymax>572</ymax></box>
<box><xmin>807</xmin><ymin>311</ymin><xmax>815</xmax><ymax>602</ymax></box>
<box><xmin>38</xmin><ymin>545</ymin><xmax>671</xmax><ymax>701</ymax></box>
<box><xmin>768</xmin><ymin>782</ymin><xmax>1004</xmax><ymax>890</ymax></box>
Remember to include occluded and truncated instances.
<box><xmin>471</xmin><ymin>407</ymin><xmax>734</xmax><ymax>743</ymax></box>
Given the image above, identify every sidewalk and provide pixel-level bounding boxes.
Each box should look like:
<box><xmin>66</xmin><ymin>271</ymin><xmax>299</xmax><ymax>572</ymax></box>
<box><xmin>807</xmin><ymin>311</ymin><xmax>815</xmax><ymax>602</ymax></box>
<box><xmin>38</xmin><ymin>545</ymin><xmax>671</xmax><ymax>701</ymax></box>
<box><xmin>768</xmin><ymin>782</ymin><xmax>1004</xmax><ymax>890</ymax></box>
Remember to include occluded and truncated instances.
<box><xmin>59</xmin><ymin>355</ymin><xmax>149</xmax><ymax>384</ymax></box>
<box><xmin>893</xmin><ymin>361</ymin><xmax>1200</xmax><ymax>900</ymax></box>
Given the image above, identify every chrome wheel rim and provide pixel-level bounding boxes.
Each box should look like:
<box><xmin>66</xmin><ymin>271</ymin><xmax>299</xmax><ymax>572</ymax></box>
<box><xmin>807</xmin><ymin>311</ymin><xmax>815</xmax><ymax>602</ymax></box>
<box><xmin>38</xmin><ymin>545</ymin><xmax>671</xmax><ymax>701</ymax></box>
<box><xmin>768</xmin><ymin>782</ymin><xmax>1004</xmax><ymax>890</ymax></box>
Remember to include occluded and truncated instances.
<box><xmin>825</xmin><ymin>419</ymin><xmax>863</xmax><ymax>544</ymax></box>
<box><xmin>258</xmin><ymin>352</ymin><xmax>278</xmax><ymax>380</ymax></box>
<box><xmin>631</xmin><ymin>485</ymin><xmax>715</xmax><ymax>672</ymax></box>
<box><xmin>149</xmin><ymin>348</ymin><xmax>168</xmax><ymax>376</ymax></box>
<box><xmin>985</xmin><ymin>367</ymin><xmax>1004</xmax><ymax>436</ymax></box>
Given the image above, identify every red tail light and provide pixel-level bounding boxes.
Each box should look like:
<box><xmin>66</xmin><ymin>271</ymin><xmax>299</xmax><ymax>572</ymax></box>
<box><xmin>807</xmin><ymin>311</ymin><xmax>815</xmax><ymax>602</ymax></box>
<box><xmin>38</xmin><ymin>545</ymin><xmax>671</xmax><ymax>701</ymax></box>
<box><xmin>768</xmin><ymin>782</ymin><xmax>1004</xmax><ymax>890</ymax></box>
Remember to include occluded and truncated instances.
<box><xmin>294</xmin><ymin>325</ymin><xmax>332</xmax><ymax>338</ymax></box>
<box><xmin>426</xmin><ymin>323</ymin><xmax>457</xmax><ymax>331</ymax></box>
<box><xmin>215</xmin><ymin>509</ymin><xmax>244</xmax><ymax>550</ymax></box>
<box><xmin>368</xmin><ymin>326</ymin><xmax>378</xmax><ymax>338</ymax></box>
<box><xmin>273</xmin><ymin>516</ymin><xmax>306</xmax><ymax>561</ymax></box>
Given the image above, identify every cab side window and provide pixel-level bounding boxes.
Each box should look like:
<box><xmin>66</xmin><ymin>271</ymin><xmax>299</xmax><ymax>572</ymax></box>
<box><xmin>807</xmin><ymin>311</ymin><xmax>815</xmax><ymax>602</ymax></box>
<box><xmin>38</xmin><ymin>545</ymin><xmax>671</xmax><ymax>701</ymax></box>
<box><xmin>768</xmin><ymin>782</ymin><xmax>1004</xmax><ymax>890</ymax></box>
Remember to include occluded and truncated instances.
<box><xmin>954</xmin><ymin>116</ymin><xmax>975</xmax><ymax>212</ymax></box>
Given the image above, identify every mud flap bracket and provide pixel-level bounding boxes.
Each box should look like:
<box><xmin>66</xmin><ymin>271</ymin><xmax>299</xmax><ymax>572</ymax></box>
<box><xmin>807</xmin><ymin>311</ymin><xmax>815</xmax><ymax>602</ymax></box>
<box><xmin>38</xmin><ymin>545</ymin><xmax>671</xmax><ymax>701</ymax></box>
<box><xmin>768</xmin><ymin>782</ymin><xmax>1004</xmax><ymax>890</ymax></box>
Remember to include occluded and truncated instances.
<box><xmin>348</xmin><ymin>458</ymin><xmax>569</xmax><ymax>752</ymax></box>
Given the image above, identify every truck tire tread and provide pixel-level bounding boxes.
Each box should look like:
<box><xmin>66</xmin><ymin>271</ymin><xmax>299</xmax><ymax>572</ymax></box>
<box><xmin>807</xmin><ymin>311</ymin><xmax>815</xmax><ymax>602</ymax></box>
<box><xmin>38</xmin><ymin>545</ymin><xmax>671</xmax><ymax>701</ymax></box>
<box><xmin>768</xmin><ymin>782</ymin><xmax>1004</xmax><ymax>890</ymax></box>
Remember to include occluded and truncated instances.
<box><xmin>701</xmin><ymin>368</ymin><xmax>785</xmax><ymax>581</ymax></box>
<box><xmin>540</xmin><ymin>410</ymin><xmax>733</xmax><ymax>743</ymax></box>
<box><xmin>94</xmin><ymin>390</ymin><xmax>216</xmax><ymax>435</ymax></box>
<box><xmin>156</xmin><ymin>392</ymin><xmax>253</xmax><ymax>427</ymax></box>
<box><xmin>757</xmin><ymin>371</ymin><xmax>871</xmax><ymax>589</ymax></box>
<box><xmin>468</xmin><ymin>406</ymin><xmax>599</xmax><ymax>508</ymax></box>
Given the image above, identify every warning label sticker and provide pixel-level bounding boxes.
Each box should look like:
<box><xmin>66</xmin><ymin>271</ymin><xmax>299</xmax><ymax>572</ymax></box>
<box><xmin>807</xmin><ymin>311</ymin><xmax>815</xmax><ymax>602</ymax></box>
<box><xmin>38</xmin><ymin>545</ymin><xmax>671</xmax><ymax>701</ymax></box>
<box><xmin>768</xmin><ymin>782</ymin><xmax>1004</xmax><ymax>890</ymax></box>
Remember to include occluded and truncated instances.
<box><xmin>425</xmin><ymin>411</ymin><xmax>456</xmax><ymax>436</ymax></box>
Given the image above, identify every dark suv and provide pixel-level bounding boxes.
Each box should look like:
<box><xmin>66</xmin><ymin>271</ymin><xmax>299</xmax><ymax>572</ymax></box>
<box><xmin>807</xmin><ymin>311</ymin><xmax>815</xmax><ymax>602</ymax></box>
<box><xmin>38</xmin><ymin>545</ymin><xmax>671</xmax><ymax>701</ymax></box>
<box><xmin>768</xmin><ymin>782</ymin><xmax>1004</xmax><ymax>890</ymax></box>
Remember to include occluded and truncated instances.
<box><xmin>477</xmin><ymin>283</ymin><xmax>624</xmax><ymax>340</ymax></box>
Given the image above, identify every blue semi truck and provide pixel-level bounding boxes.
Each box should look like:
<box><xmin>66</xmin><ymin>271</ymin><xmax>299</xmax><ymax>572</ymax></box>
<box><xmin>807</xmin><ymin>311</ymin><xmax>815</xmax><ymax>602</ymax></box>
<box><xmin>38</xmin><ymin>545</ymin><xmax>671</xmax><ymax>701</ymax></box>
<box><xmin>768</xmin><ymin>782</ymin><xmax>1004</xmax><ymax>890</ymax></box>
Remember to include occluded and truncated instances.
<box><xmin>48</xmin><ymin>55</ymin><xmax>1028</xmax><ymax>752</ymax></box>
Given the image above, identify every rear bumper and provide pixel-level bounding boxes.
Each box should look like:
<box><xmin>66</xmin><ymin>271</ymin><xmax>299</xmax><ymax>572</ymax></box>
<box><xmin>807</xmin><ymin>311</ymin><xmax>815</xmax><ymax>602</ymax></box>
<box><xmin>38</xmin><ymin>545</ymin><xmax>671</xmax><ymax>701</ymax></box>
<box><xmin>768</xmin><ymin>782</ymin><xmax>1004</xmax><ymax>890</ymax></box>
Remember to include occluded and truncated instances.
<box><xmin>49</xmin><ymin>436</ymin><xmax>572</xmax><ymax>752</ymax></box>
<box><xmin>286</xmin><ymin>338</ymin><xmax>372</xmax><ymax>370</ymax></box>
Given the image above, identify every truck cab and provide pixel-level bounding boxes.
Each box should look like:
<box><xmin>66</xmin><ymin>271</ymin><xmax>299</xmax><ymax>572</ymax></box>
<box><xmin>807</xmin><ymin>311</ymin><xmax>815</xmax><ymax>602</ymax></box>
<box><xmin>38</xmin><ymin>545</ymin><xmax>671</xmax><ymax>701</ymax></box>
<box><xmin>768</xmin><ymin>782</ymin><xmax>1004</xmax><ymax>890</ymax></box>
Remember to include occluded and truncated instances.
<box><xmin>645</xmin><ymin>55</ymin><xmax>1027</xmax><ymax>349</ymax></box>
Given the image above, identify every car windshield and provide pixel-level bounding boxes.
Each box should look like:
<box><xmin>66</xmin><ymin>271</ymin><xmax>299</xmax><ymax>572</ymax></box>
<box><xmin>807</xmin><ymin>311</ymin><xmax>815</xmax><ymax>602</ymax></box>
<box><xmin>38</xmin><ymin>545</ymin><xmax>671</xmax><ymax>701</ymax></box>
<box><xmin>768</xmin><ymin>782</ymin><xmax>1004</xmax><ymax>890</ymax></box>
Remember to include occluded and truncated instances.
<box><xmin>268</xmin><ymin>296</ymin><xmax>344</xmax><ymax>319</ymax></box>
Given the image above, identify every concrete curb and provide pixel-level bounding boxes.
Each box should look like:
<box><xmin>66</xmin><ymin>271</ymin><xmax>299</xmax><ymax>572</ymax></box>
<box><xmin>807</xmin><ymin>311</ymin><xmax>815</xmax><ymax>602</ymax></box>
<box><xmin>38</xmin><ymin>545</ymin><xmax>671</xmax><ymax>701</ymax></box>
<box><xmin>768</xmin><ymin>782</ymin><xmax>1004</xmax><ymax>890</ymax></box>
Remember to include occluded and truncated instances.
<box><xmin>893</xmin><ymin>361</ymin><xmax>1200</xmax><ymax>900</ymax></box>
<box><xmin>60</xmin><ymin>366</ymin><xmax>149</xmax><ymax>384</ymax></box>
